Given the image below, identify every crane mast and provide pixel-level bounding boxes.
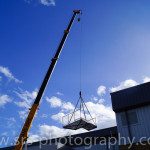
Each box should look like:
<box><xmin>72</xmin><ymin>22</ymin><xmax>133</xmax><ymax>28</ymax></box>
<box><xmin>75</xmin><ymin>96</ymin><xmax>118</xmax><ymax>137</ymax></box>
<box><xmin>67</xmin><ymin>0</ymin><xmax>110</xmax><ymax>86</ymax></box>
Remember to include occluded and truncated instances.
<box><xmin>14</xmin><ymin>10</ymin><xmax>81</xmax><ymax>150</ymax></box>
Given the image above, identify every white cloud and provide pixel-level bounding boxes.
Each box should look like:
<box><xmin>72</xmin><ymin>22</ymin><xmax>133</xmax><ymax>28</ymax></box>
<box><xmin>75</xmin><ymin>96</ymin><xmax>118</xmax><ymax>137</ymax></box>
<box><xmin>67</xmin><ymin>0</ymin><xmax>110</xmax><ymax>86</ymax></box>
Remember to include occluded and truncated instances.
<box><xmin>0</xmin><ymin>66</ymin><xmax>22</xmax><ymax>83</ymax></box>
<box><xmin>91</xmin><ymin>96</ymin><xmax>105</xmax><ymax>104</ymax></box>
<box><xmin>40</xmin><ymin>0</ymin><xmax>55</xmax><ymax>6</ymax></box>
<box><xmin>29</xmin><ymin>101</ymin><xmax>116</xmax><ymax>143</ymax></box>
<box><xmin>51</xmin><ymin>100</ymin><xmax>116</xmax><ymax>129</ymax></box>
<box><xmin>48</xmin><ymin>94</ymin><xmax>115</xmax><ymax>129</ymax></box>
<box><xmin>41</xmin><ymin>114</ymin><xmax>48</xmax><ymax>118</ymax></box>
<box><xmin>6</xmin><ymin>117</ymin><xmax>16</xmax><ymax>123</ymax></box>
<box><xmin>15</xmin><ymin>89</ymin><xmax>38</xmax><ymax>108</ymax></box>
<box><xmin>51</xmin><ymin>112</ymin><xmax>65</xmax><ymax>124</ymax></box>
<box><xmin>27</xmin><ymin>134</ymin><xmax>40</xmax><ymax>143</ymax></box>
<box><xmin>110</xmin><ymin>79</ymin><xmax>138</xmax><ymax>92</ymax></box>
<box><xmin>18</xmin><ymin>110</ymin><xmax>29</xmax><ymax>120</ymax></box>
<box><xmin>14</xmin><ymin>89</ymin><xmax>38</xmax><ymax>119</ymax></box>
<box><xmin>39</xmin><ymin>125</ymin><xmax>68</xmax><ymax>138</ymax></box>
<box><xmin>98</xmin><ymin>99</ymin><xmax>105</xmax><ymax>104</ymax></box>
<box><xmin>0</xmin><ymin>94</ymin><xmax>12</xmax><ymax>107</ymax></box>
<box><xmin>46</xmin><ymin>96</ymin><xmax>62</xmax><ymax>108</ymax></box>
<box><xmin>91</xmin><ymin>96</ymin><xmax>98</xmax><ymax>102</ymax></box>
<box><xmin>56</xmin><ymin>92</ymin><xmax>63</xmax><ymax>96</ymax></box>
<box><xmin>6</xmin><ymin>117</ymin><xmax>16</xmax><ymax>128</ymax></box>
<box><xmin>29</xmin><ymin>102</ymin><xmax>116</xmax><ymax>141</ymax></box>
<box><xmin>28</xmin><ymin>90</ymin><xmax>115</xmax><ymax>143</ymax></box>
<box><xmin>15</xmin><ymin>100</ymin><xmax>29</xmax><ymax>108</ymax></box>
<box><xmin>46</xmin><ymin>96</ymin><xmax>74</xmax><ymax>112</ymax></box>
<box><xmin>27</xmin><ymin>125</ymin><xmax>82</xmax><ymax>143</ymax></box>
<box><xmin>24</xmin><ymin>0</ymin><xmax>56</xmax><ymax>6</ymax></box>
<box><xmin>62</xmin><ymin>102</ymin><xmax>74</xmax><ymax>111</ymax></box>
<box><xmin>1</xmin><ymin>132</ymin><xmax>8</xmax><ymax>136</ymax></box>
<box><xmin>35</xmin><ymin>125</ymin><xmax>85</xmax><ymax>140</ymax></box>
<box><xmin>85</xmin><ymin>102</ymin><xmax>116</xmax><ymax>129</ymax></box>
<box><xmin>0</xmin><ymin>117</ymin><xmax>16</xmax><ymax>130</ymax></box>
<box><xmin>143</xmin><ymin>76</ymin><xmax>150</xmax><ymax>83</ymax></box>
<box><xmin>97</xmin><ymin>86</ymin><xmax>106</xmax><ymax>96</ymax></box>
<box><xmin>49</xmin><ymin>100</ymin><xmax>74</xmax><ymax>124</ymax></box>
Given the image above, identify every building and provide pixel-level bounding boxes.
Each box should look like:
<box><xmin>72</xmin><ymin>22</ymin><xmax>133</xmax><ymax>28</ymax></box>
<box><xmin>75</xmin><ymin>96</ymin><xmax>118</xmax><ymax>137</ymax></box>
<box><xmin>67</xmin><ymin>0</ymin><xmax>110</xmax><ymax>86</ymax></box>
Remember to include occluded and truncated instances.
<box><xmin>111</xmin><ymin>82</ymin><xmax>150</xmax><ymax>149</ymax></box>
<box><xmin>2</xmin><ymin>82</ymin><xmax>150</xmax><ymax>149</ymax></box>
<box><xmin>1</xmin><ymin>127</ymin><xmax>118</xmax><ymax>150</ymax></box>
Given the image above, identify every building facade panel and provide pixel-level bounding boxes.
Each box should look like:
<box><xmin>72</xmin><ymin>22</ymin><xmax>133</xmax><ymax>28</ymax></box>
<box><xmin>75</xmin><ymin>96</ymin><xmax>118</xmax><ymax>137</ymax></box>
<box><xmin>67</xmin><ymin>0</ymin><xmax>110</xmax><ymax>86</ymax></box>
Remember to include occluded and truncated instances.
<box><xmin>74</xmin><ymin>144</ymin><xmax>119</xmax><ymax>150</ymax></box>
<box><xmin>23</xmin><ymin>144</ymin><xmax>58</xmax><ymax>150</ymax></box>
<box><xmin>116</xmin><ymin>105</ymin><xmax>150</xmax><ymax>144</ymax></box>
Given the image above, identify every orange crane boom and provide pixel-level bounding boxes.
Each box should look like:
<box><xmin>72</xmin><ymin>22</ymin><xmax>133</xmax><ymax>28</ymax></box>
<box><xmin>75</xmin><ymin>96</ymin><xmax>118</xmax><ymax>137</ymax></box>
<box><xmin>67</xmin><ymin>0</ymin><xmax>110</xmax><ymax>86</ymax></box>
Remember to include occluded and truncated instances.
<box><xmin>14</xmin><ymin>10</ymin><xmax>81</xmax><ymax>150</ymax></box>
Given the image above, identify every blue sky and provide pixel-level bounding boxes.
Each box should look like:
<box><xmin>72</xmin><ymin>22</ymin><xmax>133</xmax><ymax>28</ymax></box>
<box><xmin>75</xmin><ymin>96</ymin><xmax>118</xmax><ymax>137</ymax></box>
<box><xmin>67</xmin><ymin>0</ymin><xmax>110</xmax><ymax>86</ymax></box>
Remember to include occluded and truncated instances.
<box><xmin>1</xmin><ymin>0</ymin><xmax>150</xmax><ymax>148</ymax></box>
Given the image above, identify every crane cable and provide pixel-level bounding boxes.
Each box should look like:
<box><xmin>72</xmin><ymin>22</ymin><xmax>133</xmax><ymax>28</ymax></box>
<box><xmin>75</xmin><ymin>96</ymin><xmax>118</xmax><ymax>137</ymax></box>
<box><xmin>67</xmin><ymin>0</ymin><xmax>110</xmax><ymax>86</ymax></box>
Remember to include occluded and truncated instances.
<box><xmin>64</xmin><ymin>12</ymin><xmax>83</xmax><ymax>137</ymax></box>
<box><xmin>77</xmin><ymin>11</ymin><xmax>96</xmax><ymax>125</ymax></box>
<box><xmin>64</xmin><ymin>11</ymin><xmax>95</xmax><ymax>138</ymax></box>
<box><xmin>79</xmin><ymin>11</ymin><xmax>83</xmax><ymax>92</ymax></box>
<box><xmin>79</xmin><ymin>11</ymin><xmax>83</xmax><ymax>121</ymax></box>
<box><xmin>67</xmin><ymin>12</ymin><xmax>83</xmax><ymax>125</ymax></box>
<box><xmin>68</xmin><ymin>11</ymin><xmax>96</xmax><ymax>127</ymax></box>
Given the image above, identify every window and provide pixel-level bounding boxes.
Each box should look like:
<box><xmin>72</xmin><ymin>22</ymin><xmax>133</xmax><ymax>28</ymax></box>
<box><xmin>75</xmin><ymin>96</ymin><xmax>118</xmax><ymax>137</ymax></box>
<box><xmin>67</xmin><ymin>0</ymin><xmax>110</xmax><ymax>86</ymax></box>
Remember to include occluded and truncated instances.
<box><xmin>121</xmin><ymin>111</ymin><xmax>138</xmax><ymax>126</ymax></box>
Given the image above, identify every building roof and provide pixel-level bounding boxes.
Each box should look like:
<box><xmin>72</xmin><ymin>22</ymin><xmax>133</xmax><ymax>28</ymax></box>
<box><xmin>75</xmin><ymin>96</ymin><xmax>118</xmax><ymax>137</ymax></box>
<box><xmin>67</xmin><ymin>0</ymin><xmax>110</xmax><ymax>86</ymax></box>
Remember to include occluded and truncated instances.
<box><xmin>0</xmin><ymin>126</ymin><xmax>117</xmax><ymax>149</ymax></box>
<box><xmin>66</xmin><ymin>126</ymin><xmax>117</xmax><ymax>147</ymax></box>
<box><xmin>110</xmin><ymin>82</ymin><xmax>150</xmax><ymax>112</ymax></box>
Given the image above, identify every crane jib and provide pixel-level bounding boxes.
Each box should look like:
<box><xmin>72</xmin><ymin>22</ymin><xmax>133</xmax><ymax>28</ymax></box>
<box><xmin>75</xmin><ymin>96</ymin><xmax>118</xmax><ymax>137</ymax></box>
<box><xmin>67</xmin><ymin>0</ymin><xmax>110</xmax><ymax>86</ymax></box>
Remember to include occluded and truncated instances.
<box><xmin>14</xmin><ymin>10</ymin><xmax>81</xmax><ymax>150</ymax></box>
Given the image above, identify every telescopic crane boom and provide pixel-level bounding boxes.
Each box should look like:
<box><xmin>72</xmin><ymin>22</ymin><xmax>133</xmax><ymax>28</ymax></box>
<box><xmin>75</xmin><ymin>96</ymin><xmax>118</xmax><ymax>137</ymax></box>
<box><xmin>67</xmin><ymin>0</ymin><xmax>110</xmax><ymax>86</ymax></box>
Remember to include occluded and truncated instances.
<box><xmin>14</xmin><ymin>10</ymin><xmax>81</xmax><ymax>150</ymax></box>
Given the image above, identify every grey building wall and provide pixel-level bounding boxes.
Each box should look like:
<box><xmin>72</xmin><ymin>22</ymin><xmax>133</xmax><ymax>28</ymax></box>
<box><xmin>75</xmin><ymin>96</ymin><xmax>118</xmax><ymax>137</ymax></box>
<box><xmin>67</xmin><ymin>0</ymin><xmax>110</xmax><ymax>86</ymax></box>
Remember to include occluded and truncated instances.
<box><xmin>23</xmin><ymin>144</ymin><xmax>58</xmax><ymax>150</ymax></box>
<box><xmin>74</xmin><ymin>144</ymin><xmax>119</xmax><ymax>150</ymax></box>
<box><xmin>116</xmin><ymin>105</ymin><xmax>150</xmax><ymax>145</ymax></box>
<box><xmin>23</xmin><ymin>143</ymin><xmax>119</xmax><ymax>150</ymax></box>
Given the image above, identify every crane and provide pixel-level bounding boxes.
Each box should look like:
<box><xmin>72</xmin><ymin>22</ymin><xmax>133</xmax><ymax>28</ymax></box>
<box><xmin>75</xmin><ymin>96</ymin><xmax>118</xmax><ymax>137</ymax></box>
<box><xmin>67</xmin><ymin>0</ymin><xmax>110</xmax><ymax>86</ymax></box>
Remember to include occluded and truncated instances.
<box><xmin>14</xmin><ymin>10</ymin><xmax>81</xmax><ymax>150</ymax></box>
